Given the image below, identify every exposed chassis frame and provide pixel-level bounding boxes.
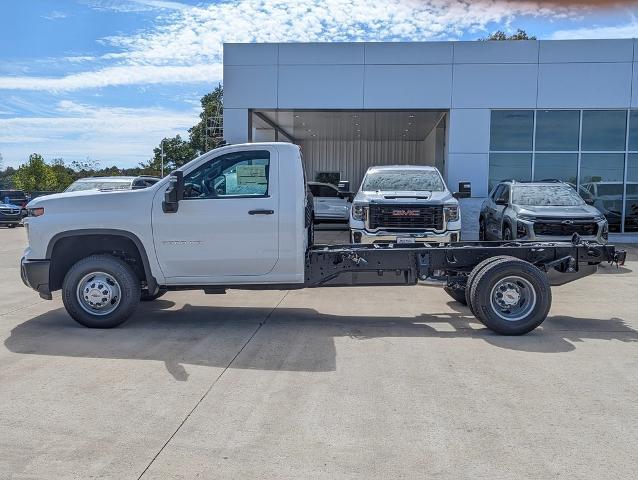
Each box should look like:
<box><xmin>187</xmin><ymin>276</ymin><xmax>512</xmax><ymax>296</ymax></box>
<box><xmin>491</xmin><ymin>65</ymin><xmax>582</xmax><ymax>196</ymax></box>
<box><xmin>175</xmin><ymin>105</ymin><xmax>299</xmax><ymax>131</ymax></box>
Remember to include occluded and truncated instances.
<box><xmin>304</xmin><ymin>240</ymin><xmax>626</xmax><ymax>288</ymax></box>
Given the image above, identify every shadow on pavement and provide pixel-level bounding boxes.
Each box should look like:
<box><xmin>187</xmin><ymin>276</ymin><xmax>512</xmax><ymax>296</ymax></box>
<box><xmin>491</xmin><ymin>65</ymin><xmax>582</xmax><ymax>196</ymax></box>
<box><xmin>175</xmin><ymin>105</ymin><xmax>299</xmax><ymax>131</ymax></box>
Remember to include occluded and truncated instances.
<box><xmin>5</xmin><ymin>298</ymin><xmax>638</xmax><ymax>380</ymax></box>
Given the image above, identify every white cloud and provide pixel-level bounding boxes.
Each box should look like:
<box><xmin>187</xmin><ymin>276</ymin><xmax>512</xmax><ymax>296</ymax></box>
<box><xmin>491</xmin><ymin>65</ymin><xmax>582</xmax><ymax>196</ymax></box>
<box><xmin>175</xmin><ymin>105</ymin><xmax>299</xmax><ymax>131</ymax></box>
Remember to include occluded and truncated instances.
<box><xmin>43</xmin><ymin>11</ymin><xmax>68</xmax><ymax>20</ymax></box>
<box><xmin>0</xmin><ymin>64</ymin><xmax>222</xmax><ymax>92</ymax></box>
<box><xmin>1</xmin><ymin>0</ymin><xmax>575</xmax><ymax>92</ymax></box>
<box><xmin>549</xmin><ymin>21</ymin><xmax>638</xmax><ymax>40</ymax></box>
<box><xmin>0</xmin><ymin>101</ymin><xmax>198</xmax><ymax>167</ymax></box>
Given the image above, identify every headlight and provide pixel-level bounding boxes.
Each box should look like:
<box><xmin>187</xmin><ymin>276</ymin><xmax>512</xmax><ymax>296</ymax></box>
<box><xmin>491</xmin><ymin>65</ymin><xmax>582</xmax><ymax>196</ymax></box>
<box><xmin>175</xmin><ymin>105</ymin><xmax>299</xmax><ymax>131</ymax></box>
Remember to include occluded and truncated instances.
<box><xmin>593</xmin><ymin>214</ymin><xmax>606</xmax><ymax>222</ymax></box>
<box><xmin>28</xmin><ymin>207</ymin><xmax>45</xmax><ymax>217</ymax></box>
<box><xmin>351</xmin><ymin>203</ymin><xmax>367</xmax><ymax>221</ymax></box>
<box><xmin>444</xmin><ymin>204</ymin><xmax>459</xmax><ymax>222</ymax></box>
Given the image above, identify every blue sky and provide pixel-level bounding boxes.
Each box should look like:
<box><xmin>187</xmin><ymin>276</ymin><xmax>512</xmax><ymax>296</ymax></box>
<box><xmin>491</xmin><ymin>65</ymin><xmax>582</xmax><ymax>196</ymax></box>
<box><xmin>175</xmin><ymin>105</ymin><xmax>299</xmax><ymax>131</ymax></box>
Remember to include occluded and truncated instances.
<box><xmin>1</xmin><ymin>0</ymin><xmax>637</xmax><ymax>169</ymax></box>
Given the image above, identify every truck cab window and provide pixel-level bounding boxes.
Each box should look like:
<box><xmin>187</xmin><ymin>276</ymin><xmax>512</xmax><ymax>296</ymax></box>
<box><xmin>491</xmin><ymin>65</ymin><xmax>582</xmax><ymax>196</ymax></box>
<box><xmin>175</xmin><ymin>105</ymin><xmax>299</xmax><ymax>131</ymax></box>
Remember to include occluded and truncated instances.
<box><xmin>183</xmin><ymin>150</ymin><xmax>270</xmax><ymax>199</ymax></box>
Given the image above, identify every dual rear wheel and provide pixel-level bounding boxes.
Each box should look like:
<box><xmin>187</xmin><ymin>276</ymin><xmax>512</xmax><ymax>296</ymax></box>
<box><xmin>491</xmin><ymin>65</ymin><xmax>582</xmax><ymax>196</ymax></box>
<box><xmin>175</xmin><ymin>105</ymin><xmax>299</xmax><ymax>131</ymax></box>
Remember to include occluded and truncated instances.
<box><xmin>445</xmin><ymin>256</ymin><xmax>552</xmax><ymax>335</ymax></box>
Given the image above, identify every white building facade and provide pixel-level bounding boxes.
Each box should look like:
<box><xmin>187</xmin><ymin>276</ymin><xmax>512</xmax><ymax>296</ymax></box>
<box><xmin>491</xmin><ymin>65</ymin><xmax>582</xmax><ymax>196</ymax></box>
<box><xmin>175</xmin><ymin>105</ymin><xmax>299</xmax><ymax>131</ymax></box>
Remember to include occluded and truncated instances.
<box><xmin>223</xmin><ymin>39</ymin><xmax>638</xmax><ymax>234</ymax></box>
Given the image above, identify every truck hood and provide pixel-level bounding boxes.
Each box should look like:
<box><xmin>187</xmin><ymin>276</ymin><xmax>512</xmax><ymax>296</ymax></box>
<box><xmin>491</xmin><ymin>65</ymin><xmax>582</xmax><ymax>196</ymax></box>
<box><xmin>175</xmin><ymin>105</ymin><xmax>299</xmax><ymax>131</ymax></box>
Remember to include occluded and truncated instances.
<box><xmin>354</xmin><ymin>190</ymin><xmax>456</xmax><ymax>204</ymax></box>
<box><xmin>27</xmin><ymin>187</ymin><xmax>156</xmax><ymax>212</ymax></box>
<box><xmin>514</xmin><ymin>204</ymin><xmax>602</xmax><ymax>218</ymax></box>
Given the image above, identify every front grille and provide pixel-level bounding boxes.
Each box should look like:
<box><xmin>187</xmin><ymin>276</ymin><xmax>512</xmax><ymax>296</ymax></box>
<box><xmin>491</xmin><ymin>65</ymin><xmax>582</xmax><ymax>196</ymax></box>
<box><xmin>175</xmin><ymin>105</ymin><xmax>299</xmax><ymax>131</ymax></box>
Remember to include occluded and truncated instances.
<box><xmin>368</xmin><ymin>204</ymin><xmax>444</xmax><ymax>230</ymax></box>
<box><xmin>0</xmin><ymin>208</ymin><xmax>20</xmax><ymax>216</ymax></box>
<box><xmin>533</xmin><ymin>217</ymin><xmax>597</xmax><ymax>236</ymax></box>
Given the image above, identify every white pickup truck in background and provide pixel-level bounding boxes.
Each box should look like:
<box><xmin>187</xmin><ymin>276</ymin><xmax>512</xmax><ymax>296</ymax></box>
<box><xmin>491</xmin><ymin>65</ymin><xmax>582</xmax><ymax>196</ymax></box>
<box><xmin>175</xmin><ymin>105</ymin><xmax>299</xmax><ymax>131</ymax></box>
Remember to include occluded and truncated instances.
<box><xmin>20</xmin><ymin>142</ymin><xmax>625</xmax><ymax>335</ymax></box>
<box><xmin>349</xmin><ymin>165</ymin><xmax>461</xmax><ymax>244</ymax></box>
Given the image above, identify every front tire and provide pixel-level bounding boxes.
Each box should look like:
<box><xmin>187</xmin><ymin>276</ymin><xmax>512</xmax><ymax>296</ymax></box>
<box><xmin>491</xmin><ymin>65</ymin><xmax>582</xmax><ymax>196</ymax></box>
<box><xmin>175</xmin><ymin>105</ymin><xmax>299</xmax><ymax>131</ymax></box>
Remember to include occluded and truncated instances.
<box><xmin>503</xmin><ymin>225</ymin><xmax>513</xmax><ymax>241</ymax></box>
<box><xmin>478</xmin><ymin>217</ymin><xmax>486</xmax><ymax>240</ymax></box>
<box><xmin>62</xmin><ymin>254</ymin><xmax>141</xmax><ymax>328</ymax></box>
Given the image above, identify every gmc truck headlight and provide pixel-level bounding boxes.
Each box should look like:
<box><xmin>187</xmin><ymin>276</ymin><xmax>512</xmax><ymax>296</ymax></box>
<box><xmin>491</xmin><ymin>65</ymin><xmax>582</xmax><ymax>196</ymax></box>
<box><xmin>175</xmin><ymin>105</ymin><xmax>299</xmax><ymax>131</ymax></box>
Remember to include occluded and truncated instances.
<box><xmin>352</xmin><ymin>203</ymin><xmax>367</xmax><ymax>221</ymax></box>
<box><xmin>444</xmin><ymin>205</ymin><xmax>459</xmax><ymax>222</ymax></box>
<box><xmin>594</xmin><ymin>214</ymin><xmax>606</xmax><ymax>222</ymax></box>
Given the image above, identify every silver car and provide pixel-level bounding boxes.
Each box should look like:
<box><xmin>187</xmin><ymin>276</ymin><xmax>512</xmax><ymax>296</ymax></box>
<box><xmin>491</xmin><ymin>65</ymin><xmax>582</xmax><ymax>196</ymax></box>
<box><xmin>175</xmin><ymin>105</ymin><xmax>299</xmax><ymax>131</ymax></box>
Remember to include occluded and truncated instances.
<box><xmin>480</xmin><ymin>181</ymin><xmax>608</xmax><ymax>243</ymax></box>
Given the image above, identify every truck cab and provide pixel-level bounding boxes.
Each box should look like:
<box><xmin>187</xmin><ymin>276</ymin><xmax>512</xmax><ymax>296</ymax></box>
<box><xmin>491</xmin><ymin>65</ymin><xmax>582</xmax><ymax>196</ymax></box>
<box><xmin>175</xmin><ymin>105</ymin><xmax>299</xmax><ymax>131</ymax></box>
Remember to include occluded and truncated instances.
<box><xmin>349</xmin><ymin>165</ymin><xmax>461</xmax><ymax>244</ymax></box>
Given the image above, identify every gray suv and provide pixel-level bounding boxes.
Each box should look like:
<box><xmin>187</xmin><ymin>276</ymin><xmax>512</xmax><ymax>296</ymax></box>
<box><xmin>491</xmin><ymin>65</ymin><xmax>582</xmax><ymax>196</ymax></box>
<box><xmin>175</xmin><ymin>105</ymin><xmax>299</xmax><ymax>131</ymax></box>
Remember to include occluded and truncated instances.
<box><xmin>480</xmin><ymin>181</ymin><xmax>608</xmax><ymax>243</ymax></box>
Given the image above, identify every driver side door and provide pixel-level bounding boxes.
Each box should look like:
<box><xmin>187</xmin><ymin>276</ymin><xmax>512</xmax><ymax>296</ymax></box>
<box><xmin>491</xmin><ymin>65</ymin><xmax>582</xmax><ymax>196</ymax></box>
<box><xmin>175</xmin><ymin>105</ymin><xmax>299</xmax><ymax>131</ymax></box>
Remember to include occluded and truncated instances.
<box><xmin>152</xmin><ymin>147</ymin><xmax>279</xmax><ymax>282</ymax></box>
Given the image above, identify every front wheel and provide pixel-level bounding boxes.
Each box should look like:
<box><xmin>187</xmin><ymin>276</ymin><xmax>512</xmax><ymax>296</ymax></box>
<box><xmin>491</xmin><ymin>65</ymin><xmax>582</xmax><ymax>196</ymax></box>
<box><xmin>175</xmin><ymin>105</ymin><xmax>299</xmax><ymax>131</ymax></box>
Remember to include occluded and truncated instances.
<box><xmin>503</xmin><ymin>226</ymin><xmax>513</xmax><ymax>241</ymax></box>
<box><xmin>62</xmin><ymin>254</ymin><xmax>141</xmax><ymax>328</ymax></box>
<box><xmin>478</xmin><ymin>218</ymin><xmax>486</xmax><ymax>240</ymax></box>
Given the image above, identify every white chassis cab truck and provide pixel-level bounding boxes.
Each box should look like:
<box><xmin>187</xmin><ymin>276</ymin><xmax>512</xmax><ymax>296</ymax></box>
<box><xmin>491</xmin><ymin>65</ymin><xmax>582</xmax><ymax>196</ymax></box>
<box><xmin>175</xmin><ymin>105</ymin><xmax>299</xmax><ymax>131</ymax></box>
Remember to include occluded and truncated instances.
<box><xmin>21</xmin><ymin>143</ymin><xmax>626</xmax><ymax>335</ymax></box>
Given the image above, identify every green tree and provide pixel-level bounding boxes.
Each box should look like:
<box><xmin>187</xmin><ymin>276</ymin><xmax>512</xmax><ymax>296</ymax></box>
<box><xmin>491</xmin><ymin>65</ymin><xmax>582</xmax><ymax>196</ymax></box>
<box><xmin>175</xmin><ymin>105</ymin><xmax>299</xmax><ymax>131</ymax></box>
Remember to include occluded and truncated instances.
<box><xmin>142</xmin><ymin>134</ymin><xmax>197</xmax><ymax>176</ymax></box>
<box><xmin>49</xmin><ymin>158</ymin><xmax>78</xmax><ymax>191</ymax></box>
<box><xmin>480</xmin><ymin>29</ymin><xmax>536</xmax><ymax>41</ymax></box>
<box><xmin>12</xmin><ymin>153</ymin><xmax>57</xmax><ymax>192</ymax></box>
<box><xmin>189</xmin><ymin>84</ymin><xmax>223</xmax><ymax>155</ymax></box>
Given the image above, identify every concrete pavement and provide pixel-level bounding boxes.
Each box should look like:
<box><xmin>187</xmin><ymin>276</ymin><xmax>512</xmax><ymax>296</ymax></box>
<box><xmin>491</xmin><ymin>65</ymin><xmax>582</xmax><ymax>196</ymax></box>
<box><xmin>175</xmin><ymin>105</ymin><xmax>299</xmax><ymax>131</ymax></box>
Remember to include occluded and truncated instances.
<box><xmin>1</xmin><ymin>226</ymin><xmax>637</xmax><ymax>479</ymax></box>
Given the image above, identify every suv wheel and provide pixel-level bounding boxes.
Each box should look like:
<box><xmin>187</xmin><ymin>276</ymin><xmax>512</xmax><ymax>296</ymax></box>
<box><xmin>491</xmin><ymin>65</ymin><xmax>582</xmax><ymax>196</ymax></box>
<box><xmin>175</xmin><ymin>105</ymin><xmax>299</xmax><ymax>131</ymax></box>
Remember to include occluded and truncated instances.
<box><xmin>478</xmin><ymin>218</ymin><xmax>486</xmax><ymax>240</ymax></box>
<box><xmin>503</xmin><ymin>225</ymin><xmax>513</xmax><ymax>241</ymax></box>
<box><xmin>62</xmin><ymin>254</ymin><xmax>141</xmax><ymax>328</ymax></box>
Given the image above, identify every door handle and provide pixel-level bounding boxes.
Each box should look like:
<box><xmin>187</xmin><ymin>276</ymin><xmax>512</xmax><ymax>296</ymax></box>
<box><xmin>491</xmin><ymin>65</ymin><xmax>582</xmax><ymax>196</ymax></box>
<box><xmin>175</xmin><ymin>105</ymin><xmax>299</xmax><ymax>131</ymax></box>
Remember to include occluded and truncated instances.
<box><xmin>248</xmin><ymin>209</ymin><xmax>274</xmax><ymax>215</ymax></box>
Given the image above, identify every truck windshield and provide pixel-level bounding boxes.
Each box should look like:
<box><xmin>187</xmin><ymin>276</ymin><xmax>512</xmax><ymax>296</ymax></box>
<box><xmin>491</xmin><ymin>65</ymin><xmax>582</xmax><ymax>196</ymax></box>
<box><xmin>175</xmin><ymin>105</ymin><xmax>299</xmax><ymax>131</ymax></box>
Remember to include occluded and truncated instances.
<box><xmin>362</xmin><ymin>170</ymin><xmax>444</xmax><ymax>192</ymax></box>
<box><xmin>512</xmin><ymin>185</ymin><xmax>585</xmax><ymax>206</ymax></box>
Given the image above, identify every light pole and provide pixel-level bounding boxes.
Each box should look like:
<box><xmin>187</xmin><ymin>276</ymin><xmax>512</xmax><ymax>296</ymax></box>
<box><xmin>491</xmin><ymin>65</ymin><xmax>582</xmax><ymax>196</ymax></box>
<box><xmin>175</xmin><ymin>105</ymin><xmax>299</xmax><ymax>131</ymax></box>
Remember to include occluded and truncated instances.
<box><xmin>160</xmin><ymin>140</ymin><xmax>165</xmax><ymax>178</ymax></box>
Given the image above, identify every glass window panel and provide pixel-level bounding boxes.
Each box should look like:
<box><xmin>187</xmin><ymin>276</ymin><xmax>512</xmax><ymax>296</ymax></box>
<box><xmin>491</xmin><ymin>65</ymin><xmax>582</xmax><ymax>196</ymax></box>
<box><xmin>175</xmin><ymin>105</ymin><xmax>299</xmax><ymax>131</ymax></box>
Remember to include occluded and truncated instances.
<box><xmin>625</xmin><ymin>154</ymin><xmax>638</xmax><ymax>232</ymax></box>
<box><xmin>628</xmin><ymin>111</ymin><xmax>638</xmax><ymax>151</ymax></box>
<box><xmin>535</xmin><ymin>110</ymin><xmax>579</xmax><ymax>151</ymax></box>
<box><xmin>490</xmin><ymin>110</ymin><xmax>534</xmax><ymax>151</ymax></box>
<box><xmin>488</xmin><ymin>153</ymin><xmax>532</xmax><ymax>192</ymax></box>
<box><xmin>533</xmin><ymin>153</ymin><xmax>578</xmax><ymax>185</ymax></box>
<box><xmin>581</xmin><ymin>110</ymin><xmax>627</xmax><ymax>151</ymax></box>
<box><xmin>579</xmin><ymin>153</ymin><xmax>625</xmax><ymax>232</ymax></box>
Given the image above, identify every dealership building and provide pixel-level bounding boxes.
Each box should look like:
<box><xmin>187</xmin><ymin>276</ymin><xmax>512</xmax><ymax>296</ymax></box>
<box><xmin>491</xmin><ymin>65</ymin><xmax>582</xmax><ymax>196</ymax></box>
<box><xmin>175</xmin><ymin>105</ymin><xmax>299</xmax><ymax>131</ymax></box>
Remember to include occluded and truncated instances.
<box><xmin>223</xmin><ymin>39</ymin><xmax>638</xmax><ymax>234</ymax></box>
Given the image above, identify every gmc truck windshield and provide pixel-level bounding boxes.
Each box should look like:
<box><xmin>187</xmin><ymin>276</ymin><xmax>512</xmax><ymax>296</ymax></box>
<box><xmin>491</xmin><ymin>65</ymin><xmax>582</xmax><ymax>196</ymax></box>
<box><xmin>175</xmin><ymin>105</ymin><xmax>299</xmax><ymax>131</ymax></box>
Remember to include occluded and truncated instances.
<box><xmin>362</xmin><ymin>171</ymin><xmax>444</xmax><ymax>192</ymax></box>
<box><xmin>512</xmin><ymin>186</ymin><xmax>584</xmax><ymax>206</ymax></box>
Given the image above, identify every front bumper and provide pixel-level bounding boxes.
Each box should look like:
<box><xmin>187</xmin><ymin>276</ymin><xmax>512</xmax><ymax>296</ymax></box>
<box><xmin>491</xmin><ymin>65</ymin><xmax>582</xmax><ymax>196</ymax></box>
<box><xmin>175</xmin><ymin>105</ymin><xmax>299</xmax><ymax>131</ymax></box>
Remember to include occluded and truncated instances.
<box><xmin>20</xmin><ymin>257</ymin><xmax>52</xmax><ymax>299</ymax></box>
<box><xmin>516</xmin><ymin>219</ymin><xmax>608</xmax><ymax>244</ymax></box>
<box><xmin>351</xmin><ymin>229</ymin><xmax>460</xmax><ymax>244</ymax></box>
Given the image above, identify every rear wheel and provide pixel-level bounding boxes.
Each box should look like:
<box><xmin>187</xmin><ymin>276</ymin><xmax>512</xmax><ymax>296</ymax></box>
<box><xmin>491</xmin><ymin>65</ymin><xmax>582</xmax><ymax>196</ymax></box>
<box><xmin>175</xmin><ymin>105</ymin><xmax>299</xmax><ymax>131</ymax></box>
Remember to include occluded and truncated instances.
<box><xmin>469</xmin><ymin>258</ymin><xmax>551</xmax><ymax>335</ymax></box>
<box><xmin>62</xmin><ymin>254</ymin><xmax>140</xmax><ymax>328</ymax></box>
<box><xmin>443</xmin><ymin>286</ymin><xmax>467</xmax><ymax>305</ymax></box>
<box><xmin>465</xmin><ymin>256</ymin><xmax>516</xmax><ymax>315</ymax></box>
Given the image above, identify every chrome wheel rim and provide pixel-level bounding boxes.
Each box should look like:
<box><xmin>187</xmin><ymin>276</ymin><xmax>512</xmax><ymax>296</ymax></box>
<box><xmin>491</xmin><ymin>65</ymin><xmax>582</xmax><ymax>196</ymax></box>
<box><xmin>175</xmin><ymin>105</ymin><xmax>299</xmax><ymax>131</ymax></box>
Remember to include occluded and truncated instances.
<box><xmin>76</xmin><ymin>271</ymin><xmax>121</xmax><ymax>316</ymax></box>
<box><xmin>490</xmin><ymin>276</ymin><xmax>536</xmax><ymax>322</ymax></box>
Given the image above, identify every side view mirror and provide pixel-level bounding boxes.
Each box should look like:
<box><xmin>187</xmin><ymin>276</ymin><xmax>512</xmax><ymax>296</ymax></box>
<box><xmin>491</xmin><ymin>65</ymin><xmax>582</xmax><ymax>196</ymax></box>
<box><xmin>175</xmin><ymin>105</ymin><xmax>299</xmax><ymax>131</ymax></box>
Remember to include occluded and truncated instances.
<box><xmin>162</xmin><ymin>171</ymin><xmax>184</xmax><ymax>213</ymax></box>
<box><xmin>494</xmin><ymin>198</ymin><xmax>508</xmax><ymax>206</ymax></box>
<box><xmin>453</xmin><ymin>181</ymin><xmax>472</xmax><ymax>200</ymax></box>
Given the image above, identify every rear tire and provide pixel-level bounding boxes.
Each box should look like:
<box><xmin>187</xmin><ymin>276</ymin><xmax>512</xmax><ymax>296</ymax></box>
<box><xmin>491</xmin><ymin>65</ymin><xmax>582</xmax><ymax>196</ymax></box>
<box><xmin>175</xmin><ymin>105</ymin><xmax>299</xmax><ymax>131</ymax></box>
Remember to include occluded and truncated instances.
<box><xmin>62</xmin><ymin>254</ymin><xmax>140</xmax><ymax>328</ymax></box>
<box><xmin>469</xmin><ymin>258</ymin><xmax>551</xmax><ymax>335</ymax></box>
<box><xmin>443</xmin><ymin>286</ymin><xmax>467</xmax><ymax>305</ymax></box>
<box><xmin>465</xmin><ymin>256</ymin><xmax>516</xmax><ymax>315</ymax></box>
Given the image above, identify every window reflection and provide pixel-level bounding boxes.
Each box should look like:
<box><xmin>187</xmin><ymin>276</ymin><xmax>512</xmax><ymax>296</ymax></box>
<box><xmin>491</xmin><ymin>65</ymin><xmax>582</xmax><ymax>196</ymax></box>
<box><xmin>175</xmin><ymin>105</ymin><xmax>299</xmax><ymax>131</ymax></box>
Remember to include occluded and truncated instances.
<box><xmin>488</xmin><ymin>153</ymin><xmax>532</xmax><ymax>192</ymax></box>
<box><xmin>628</xmin><ymin>111</ymin><xmax>638</xmax><ymax>151</ymax></box>
<box><xmin>581</xmin><ymin>110</ymin><xmax>627</xmax><ymax>151</ymax></box>
<box><xmin>535</xmin><ymin>110</ymin><xmax>579</xmax><ymax>151</ymax></box>
<box><xmin>625</xmin><ymin>154</ymin><xmax>638</xmax><ymax>232</ymax></box>
<box><xmin>533</xmin><ymin>153</ymin><xmax>578</xmax><ymax>184</ymax></box>
<box><xmin>579</xmin><ymin>153</ymin><xmax>625</xmax><ymax>232</ymax></box>
<box><xmin>490</xmin><ymin>110</ymin><xmax>534</xmax><ymax>151</ymax></box>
